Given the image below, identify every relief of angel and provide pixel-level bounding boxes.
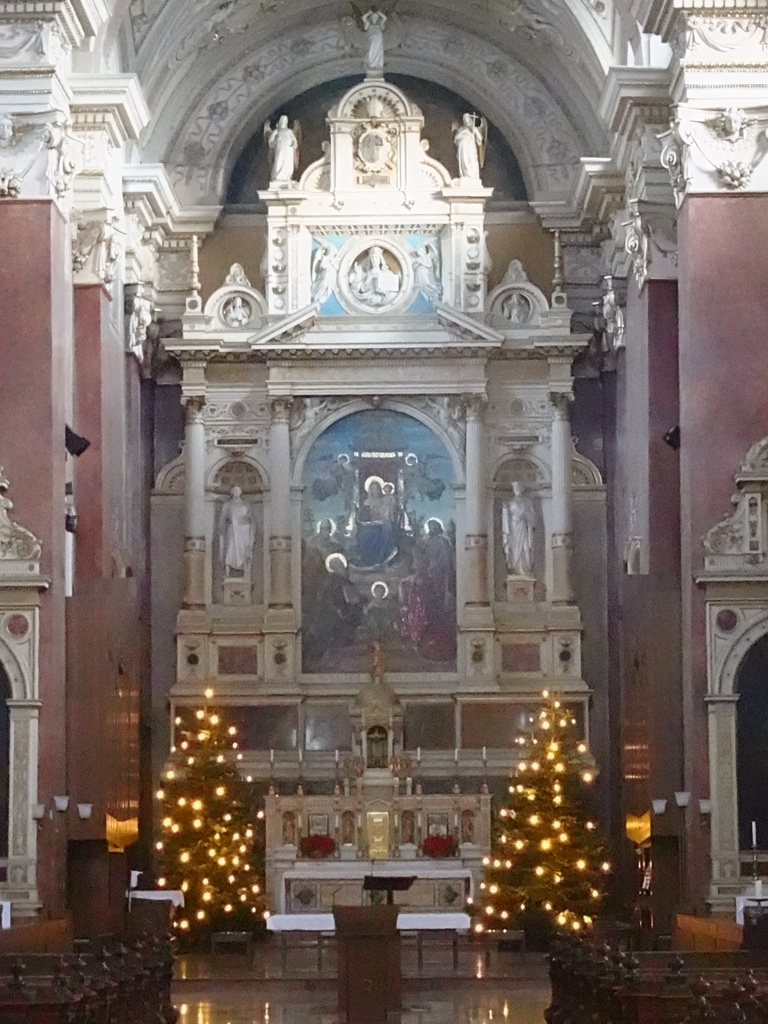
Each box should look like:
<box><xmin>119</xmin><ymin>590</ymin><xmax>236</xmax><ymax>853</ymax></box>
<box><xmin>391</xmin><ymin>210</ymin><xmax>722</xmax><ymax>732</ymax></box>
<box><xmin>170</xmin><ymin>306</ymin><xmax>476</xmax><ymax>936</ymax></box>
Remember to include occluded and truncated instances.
<box><xmin>311</xmin><ymin>241</ymin><xmax>339</xmax><ymax>305</ymax></box>
<box><xmin>412</xmin><ymin>242</ymin><xmax>442</xmax><ymax>304</ymax></box>
<box><xmin>452</xmin><ymin>112</ymin><xmax>487</xmax><ymax>181</ymax></box>
<box><xmin>263</xmin><ymin>115</ymin><xmax>301</xmax><ymax>183</ymax></box>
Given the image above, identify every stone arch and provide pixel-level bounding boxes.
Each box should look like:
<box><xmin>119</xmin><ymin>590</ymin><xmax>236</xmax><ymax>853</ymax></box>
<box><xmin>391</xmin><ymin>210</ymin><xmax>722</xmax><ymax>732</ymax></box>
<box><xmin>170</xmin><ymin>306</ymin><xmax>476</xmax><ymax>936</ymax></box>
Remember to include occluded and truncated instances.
<box><xmin>734</xmin><ymin>635</ymin><xmax>768</xmax><ymax>852</ymax></box>
<box><xmin>0</xmin><ymin>661</ymin><xmax>9</xmax><ymax>858</ymax></box>
<box><xmin>0</xmin><ymin>631</ymin><xmax>32</xmax><ymax>702</ymax></box>
<box><xmin>148</xmin><ymin>19</ymin><xmax>599</xmax><ymax>206</ymax></box>
<box><xmin>0</xmin><ymin>632</ymin><xmax>39</xmax><ymax>909</ymax></box>
<box><xmin>291</xmin><ymin>399</ymin><xmax>465</xmax><ymax>488</ymax></box>
<box><xmin>207</xmin><ymin>454</ymin><xmax>268</xmax><ymax>495</ymax></box>
<box><xmin>491</xmin><ymin>453</ymin><xmax>550</xmax><ymax>490</ymax></box>
<box><xmin>154</xmin><ymin>454</ymin><xmax>185</xmax><ymax>495</ymax></box>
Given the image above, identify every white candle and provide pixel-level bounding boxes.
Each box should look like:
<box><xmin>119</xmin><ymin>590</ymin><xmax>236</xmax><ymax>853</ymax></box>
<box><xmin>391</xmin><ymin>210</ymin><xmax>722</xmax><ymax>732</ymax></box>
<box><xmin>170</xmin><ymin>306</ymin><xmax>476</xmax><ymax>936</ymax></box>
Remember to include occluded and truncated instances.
<box><xmin>270</xmin><ymin>748</ymin><xmax>274</xmax><ymax>764</ymax></box>
<box><xmin>335</xmin><ymin>748</ymin><xmax>339</xmax><ymax>764</ymax></box>
<box><xmin>454</xmin><ymin>747</ymin><xmax>459</xmax><ymax>763</ymax></box>
<box><xmin>482</xmin><ymin>745</ymin><xmax>487</xmax><ymax>762</ymax></box>
<box><xmin>298</xmin><ymin>747</ymin><xmax>303</xmax><ymax>763</ymax></box>
<box><xmin>417</xmin><ymin>746</ymin><xmax>421</xmax><ymax>762</ymax></box>
<box><xmin>756</xmin><ymin>879</ymin><xmax>763</xmax><ymax>898</ymax></box>
<box><xmin>753</xmin><ymin>821</ymin><xmax>757</xmax><ymax>848</ymax></box>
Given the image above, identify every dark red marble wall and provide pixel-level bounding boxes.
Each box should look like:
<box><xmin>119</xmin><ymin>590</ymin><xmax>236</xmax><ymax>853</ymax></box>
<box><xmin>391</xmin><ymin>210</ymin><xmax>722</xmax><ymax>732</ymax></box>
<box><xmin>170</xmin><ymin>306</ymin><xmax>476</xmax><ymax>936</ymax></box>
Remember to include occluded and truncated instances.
<box><xmin>678</xmin><ymin>195</ymin><xmax>768</xmax><ymax>902</ymax></box>
<box><xmin>0</xmin><ymin>201</ymin><xmax>71</xmax><ymax>912</ymax></box>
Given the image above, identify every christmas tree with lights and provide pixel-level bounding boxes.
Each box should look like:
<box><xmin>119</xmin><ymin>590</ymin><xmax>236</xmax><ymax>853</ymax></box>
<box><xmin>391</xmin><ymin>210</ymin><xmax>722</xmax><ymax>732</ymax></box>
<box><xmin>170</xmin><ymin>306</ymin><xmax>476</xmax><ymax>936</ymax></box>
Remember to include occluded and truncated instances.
<box><xmin>476</xmin><ymin>690</ymin><xmax>610</xmax><ymax>940</ymax></box>
<box><xmin>155</xmin><ymin>689</ymin><xmax>266</xmax><ymax>941</ymax></box>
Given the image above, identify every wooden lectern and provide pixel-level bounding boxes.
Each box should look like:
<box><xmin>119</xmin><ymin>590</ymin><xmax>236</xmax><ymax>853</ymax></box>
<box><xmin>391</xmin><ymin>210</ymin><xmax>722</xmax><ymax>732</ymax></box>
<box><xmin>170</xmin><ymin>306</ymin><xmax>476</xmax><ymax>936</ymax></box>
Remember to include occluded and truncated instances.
<box><xmin>333</xmin><ymin>905</ymin><xmax>400</xmax><ymax>1024</ymax></box>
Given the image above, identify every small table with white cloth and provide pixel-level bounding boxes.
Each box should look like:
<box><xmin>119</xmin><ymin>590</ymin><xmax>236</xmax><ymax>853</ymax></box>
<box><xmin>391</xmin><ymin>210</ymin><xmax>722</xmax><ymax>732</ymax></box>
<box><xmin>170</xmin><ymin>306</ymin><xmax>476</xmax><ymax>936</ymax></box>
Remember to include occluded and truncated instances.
<box><xmin>266</xmin><ymin>911</ymin><xmax>471</xmax><ymax>972</ymax></box>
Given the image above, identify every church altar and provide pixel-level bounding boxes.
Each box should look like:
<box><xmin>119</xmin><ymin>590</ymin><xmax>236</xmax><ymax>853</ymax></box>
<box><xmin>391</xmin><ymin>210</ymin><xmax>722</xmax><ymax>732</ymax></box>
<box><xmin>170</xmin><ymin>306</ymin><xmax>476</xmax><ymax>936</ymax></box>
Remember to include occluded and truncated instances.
<box><xmin>265</xmin><ymin>787</ymin><xmax>490</xmax><ymax>915</ymax></box>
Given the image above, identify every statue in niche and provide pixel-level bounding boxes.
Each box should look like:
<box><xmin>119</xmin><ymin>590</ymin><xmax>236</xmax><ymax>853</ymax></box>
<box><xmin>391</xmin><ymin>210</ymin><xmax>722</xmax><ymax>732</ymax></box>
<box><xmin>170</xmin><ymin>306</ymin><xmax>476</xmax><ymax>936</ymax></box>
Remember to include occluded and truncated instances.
<box><xmin>502</xmin><ymin>481</ymin><xmax>535</xmax><ymax>577</ymax></box>
<box><xmin>263</xmin><ymin>115</ymin><xmax>300</xmax><ymax>183</ymax></box>
<box><xmin>310</xmin><ymin>242</ymin><xmax>338</xmax><ymax>304</ymax></box>
<box><xmin>350</xmin><ymin>245</ymin><xmax>401</xmax><ymax>308</ymax></box>
<box><xmin>452</xmin><ymin>113</ymin><xmax>486</xmax><ymax>180</ymax></box>
<box><xmin>282</xmin><ymin>811</ymin><xmax>296</xmax><ymax>846</ymax></box>
<box><xmin>502</xmin><ymin>291</ymin><xmax>532</xmax><ymax>324</ymax></box>
<box><xmin>342</xmin><ymin>810</ymin><xmax>355</xmax><ymax>845</ymax></box>
<box><xmin>401</xmin><ymin>810</ymin><xmax>415</xmax><ymax>845</ymax></box>
<box><xmin>412</xmin><ymin>242</ymin><xmax>442</xmax><ymax>304</ymax></box>
<box><xmin>366</xmin><ymin>725</ymin><xmax>388</xmax><ymax>769</ymax></box>
<box><xmin>461</xmin><ymin>810</ymin><xmax>475</xmax><ymax>844</ymax></box>
<box><xmin>219</xmin><ymin>485</ymin><xmax>254</xmax><ymax>578</ymax></box>
<box><xmin>222</xmin><ymin>295</ymin><xmax>252</xmax><ymax>327</ymax></box>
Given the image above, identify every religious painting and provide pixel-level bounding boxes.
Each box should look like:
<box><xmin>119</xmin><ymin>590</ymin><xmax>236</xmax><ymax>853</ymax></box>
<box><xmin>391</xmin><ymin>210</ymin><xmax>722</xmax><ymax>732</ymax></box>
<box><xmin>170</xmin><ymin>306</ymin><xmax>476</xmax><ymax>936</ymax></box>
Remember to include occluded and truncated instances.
<box><xmin>301</xmin><ymin>409</ymin><xmax>457</xmax><ymax>673</ymax></box>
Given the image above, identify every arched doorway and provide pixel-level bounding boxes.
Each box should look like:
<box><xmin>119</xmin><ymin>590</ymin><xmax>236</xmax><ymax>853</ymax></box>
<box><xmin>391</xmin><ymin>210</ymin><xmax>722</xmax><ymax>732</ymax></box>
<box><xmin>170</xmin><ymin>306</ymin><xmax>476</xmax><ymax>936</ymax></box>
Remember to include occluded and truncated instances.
<box><xmin>736</xmin><ymin>634</ymin><xmax>768</xmax><ymax>851</ymax></box>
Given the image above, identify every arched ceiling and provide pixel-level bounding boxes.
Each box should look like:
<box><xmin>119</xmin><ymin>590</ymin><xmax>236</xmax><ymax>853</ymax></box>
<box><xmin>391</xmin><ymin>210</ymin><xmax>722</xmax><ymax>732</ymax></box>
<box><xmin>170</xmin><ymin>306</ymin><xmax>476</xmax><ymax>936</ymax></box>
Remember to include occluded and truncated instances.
<box><xmin>105</xmin><ymin>0</ymin><xmax>640</xmax><ymax>205</ymax></box>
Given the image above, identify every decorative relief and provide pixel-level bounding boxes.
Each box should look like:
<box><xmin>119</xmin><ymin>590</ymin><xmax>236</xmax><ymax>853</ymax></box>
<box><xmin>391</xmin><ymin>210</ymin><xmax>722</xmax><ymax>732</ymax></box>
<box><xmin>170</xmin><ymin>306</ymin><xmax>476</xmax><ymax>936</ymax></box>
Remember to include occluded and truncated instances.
<box><xmin>487</xmin><ymin>259</ymin><xmax>548</xmax><ymax>328</ymax></box>
<box><xmin>0</xmin><ymin>468</ymin><xmax>41</xmax><ymax>568</ymax></box>
<box><xmin>72</xmin><ymin>213</ymin><xmax>125</xmax><ymax>285</ymax></box>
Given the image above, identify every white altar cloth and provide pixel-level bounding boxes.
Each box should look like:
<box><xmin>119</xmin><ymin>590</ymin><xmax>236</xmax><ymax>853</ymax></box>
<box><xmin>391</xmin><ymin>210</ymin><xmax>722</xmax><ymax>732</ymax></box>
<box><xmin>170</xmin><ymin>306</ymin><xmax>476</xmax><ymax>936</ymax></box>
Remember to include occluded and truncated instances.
<box><xmin>266</xmin><ymin>911</ymin><xmax>471</xmax><ymax>932</ymax></box>
<box><xmin>735</xmin><ymin>895</ymin><xmax>768</xmax><ymax>925</ymax></box>
<box><xmin>127</xmin><ymin>889</ymin><xmax>185</xmax><ymax>911</ymax></box>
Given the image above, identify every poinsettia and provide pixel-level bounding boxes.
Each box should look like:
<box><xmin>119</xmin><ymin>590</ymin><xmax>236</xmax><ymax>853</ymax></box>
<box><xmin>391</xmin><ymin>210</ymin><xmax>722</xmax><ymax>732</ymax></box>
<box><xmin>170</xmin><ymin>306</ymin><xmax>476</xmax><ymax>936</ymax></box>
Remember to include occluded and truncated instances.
<box><xmin>422</xmin><ymin>834</ymin><xmax>457</xmax><ymax>858</ymax></box>
<box><xmin>299</xmin><ymin>833</ymin><xmax>336</xmax><ymax>858</ymax></box>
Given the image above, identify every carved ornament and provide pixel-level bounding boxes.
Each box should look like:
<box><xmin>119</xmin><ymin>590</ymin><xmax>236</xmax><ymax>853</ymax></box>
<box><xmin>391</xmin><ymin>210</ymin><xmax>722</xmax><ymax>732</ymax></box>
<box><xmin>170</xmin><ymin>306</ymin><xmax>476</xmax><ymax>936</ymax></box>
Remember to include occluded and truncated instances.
<box><xmin>0</xmin><ymin>469</ymin><xmax>41</xmax><ymax>567</ymax></box>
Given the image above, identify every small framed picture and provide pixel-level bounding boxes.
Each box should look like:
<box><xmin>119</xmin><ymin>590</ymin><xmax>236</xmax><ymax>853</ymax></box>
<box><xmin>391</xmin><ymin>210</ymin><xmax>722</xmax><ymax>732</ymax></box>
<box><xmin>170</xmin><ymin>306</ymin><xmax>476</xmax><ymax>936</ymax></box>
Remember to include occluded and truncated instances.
<box><xmin>308</xmin><ymin>813</ymin><xmax>329</xmax><ymax>836</ymax></box>
<box><xmin>427</xmin><ymin>813</ymin><xmax>449</xmax><ymax>838</ymax></box>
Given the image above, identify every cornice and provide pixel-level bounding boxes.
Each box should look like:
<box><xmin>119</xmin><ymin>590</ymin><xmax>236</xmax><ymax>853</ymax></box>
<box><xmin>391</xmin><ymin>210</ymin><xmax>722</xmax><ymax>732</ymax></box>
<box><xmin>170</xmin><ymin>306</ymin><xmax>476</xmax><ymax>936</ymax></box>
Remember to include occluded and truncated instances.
<box><xmin>70</xmin><ymin>74</ymin><xmax>150</xmax><ymax>147</ymax></box>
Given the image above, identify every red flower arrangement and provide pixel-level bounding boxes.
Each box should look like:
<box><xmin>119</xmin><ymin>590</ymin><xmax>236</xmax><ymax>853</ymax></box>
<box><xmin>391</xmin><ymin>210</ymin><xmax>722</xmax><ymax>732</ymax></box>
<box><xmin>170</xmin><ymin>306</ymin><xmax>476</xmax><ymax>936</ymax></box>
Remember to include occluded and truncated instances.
<box><xmin>421</xmin><ymin>834</ymin><xmax>457</xmax><ymax>859</ymax></box>
<box><xmin>299</xmin><ymin>833</ymin><xmax>336</xmax><ymax>858</ymax></box>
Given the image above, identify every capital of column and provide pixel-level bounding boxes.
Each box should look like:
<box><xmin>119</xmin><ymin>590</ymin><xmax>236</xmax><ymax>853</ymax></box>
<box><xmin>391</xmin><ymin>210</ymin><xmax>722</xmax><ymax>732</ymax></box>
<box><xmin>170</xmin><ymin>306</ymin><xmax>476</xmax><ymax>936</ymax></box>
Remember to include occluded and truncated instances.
<box><xmin>462</xmin><ymin>394</ymin><xmax>487</xmax><ymax>421</ymax></box>
<box><xmin>182</xmin><ymin>395</ymin><xmax>206</xmax><ymax>423</ymax></box>
<box><xmin>270</xmin><ymin>396</ymin><xmax>295</xmax><ymax>424</ymax></box>
<box><xmin>549</xmin><ymin>390</ymin><xmax>572</xmax><ymax>419</ymax></box>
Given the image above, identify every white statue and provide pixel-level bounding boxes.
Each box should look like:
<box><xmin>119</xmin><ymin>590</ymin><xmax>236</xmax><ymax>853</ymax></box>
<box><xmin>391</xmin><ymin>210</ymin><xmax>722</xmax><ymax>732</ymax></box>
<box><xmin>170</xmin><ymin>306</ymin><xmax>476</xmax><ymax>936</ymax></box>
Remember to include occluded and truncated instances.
<box><xmin>349</xmin><ymin>4</ymin><xmax>389</xmax><ymax>73</ymax></box>
<box><xmin>219</xmin><ymin>485</ymin><xmax>254</xmax><ymax>577</ymax></box>
<box><xmin>128</xmin><ymin>287</ymin><xmax>153</xmax><ymax>358</ymax></box>
<box><xmin>350</xmin><ymin>245</ymin><xmax>401</xmax><ymax>308</ymax></box>
<box><xmin>502</xmin><ymin>292</ymin><xmax>531</xmax><ymax>324</ymax></box>
<box><xmin>453</xmin><ymin>113</ymin><xmax>486</xmax><ymax>180</ymax></box>
<box><xmin>502</xmin><ymin>481</ymin><xmax>535</xmax><ymax>577</ymax></box>
<box><xmin>223</xmin><ymin>295</ymin><xmax>251</xmax><ymax>326</ymax></box>
<box><xmin>0</xmin><ymin>114</ymin><xmax>13</xmax><ymax>147</ymax></box>
<box><xmin>310</xmin><ymin>242</ymin><xmax>338</xmax><ymax>305</ymax></box>
<box><xmin>601</xmin><ymin>276</ymin><xmax>625</xmax><ymax>352</ymax></box>
<box><xmin>264</xmin><ymin>115</ymin><xmax>300</xmax><ymax>183</ymax></box>
<box><xmin>412</xmin><ymin>242</ymin><xmax>442</xmax><ymax>304</ymax></box>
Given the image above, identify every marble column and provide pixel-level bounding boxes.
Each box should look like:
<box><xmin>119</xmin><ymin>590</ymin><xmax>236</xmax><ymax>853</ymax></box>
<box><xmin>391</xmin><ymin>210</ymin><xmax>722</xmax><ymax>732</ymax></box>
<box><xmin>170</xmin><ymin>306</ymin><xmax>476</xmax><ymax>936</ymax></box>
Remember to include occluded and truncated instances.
<box><xmin>550</xmin><ymin>390</ymin><xmax>574</xmax><ymax>604</ymax></box>
<box><xmin>463</xmin><ymin>395</ymin><xmax>491</xmax><ymax>615</ymax></box>
<box><xmin>182</xmin><ymin>396</ymin><xmax>207</xmax><ymax>608</ymax></box>
<box><xmin>268</xmin><ymin>398</ymin><xmax>294</xmax><ymax>613</ymax></box>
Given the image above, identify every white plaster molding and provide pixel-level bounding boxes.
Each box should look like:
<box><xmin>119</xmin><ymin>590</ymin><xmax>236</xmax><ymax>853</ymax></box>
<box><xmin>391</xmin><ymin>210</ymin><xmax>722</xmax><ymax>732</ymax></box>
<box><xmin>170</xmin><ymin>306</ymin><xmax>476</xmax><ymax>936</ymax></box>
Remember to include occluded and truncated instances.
<box><xmin>70</xmin><ymin>74</ymin><xmax>150</xmax><ymax>148</ymax></box>
<box><xmin>0</xmin><ymin>1</ymin><xmax>106</xmax><ymax>51</ymax></box>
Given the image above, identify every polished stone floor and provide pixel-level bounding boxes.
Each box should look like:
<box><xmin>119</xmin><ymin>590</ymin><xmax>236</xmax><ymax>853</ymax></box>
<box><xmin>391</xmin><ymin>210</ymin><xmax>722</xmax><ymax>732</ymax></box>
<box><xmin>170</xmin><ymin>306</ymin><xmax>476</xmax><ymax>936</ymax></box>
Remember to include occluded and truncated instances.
<box><xmin>173</xmin><ymin>942</ymin><xmax>550</xmax><ymax>1024</ymax></box>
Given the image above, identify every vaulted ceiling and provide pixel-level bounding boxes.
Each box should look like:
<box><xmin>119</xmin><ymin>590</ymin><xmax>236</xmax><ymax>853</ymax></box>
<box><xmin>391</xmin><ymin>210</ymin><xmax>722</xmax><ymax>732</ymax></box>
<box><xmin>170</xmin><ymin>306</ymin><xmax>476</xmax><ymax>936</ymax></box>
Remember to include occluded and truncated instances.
<box><xmin>96</xmin><ymin>0</ymin><xmax>667</xmax><ymax>205</ymax></box>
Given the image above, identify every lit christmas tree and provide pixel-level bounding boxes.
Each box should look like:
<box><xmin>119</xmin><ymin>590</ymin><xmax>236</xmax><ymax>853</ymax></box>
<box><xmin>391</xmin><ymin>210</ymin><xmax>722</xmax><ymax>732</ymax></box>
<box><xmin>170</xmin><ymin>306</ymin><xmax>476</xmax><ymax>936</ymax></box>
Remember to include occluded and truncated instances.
<box><xmin>475</xmin><ymin>690</ymin><xmax>610</xmax><ymax>939</ymax></box>
<box><xmin>155</xmin><ymin>688</ymin><xmax>266</xmax><ymax>940</ymax></box>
